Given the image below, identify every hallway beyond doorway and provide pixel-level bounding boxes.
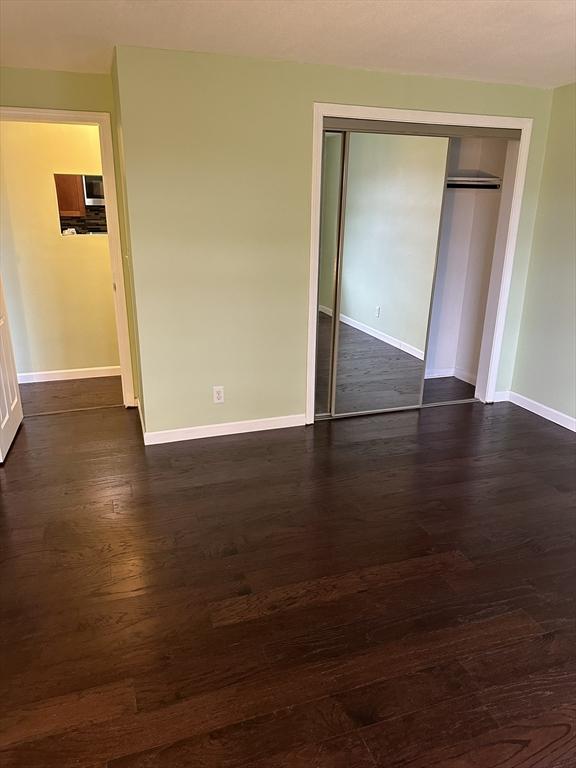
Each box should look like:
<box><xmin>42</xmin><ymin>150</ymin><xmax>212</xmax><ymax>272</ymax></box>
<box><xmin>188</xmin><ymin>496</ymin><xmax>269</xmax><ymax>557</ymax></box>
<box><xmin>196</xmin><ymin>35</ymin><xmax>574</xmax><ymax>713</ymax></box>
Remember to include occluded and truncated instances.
<box><xmin>20</xmin><ymin>376</ymin><xmax>123</xmax><ymax>417</ymax></box>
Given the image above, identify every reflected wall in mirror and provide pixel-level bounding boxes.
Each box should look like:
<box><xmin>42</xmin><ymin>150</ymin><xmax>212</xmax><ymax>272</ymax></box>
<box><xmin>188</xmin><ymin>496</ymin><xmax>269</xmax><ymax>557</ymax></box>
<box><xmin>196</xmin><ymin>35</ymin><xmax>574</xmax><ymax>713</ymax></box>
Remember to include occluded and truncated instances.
<box><xmin>315</xmin><ymin>132</ymin><xmax>343</xmax><ymax>415</ymax></box>
<box><xmin>334</xmin><ymin>132</ymin><xmax>449</xmax><ymax>414</ymax></box>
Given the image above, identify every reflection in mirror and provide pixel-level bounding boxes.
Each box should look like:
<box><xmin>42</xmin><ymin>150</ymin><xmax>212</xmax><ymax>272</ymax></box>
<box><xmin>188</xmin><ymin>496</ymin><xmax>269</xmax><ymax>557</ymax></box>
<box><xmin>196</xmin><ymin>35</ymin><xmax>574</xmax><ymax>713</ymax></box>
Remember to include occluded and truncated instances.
<box><xmin>334</xmin><ymin>132</ymin><xmax>449</xmax><ymax>414</ymax></box>
<box><xmin>54</xmin><ymin>174</ymin><xmax>108</xmax><ymax>235</ymax></box>
<box><xmin>315</xmin><ymin>132</ymin><xmax>343</xmax><ymax>415</ymax></box>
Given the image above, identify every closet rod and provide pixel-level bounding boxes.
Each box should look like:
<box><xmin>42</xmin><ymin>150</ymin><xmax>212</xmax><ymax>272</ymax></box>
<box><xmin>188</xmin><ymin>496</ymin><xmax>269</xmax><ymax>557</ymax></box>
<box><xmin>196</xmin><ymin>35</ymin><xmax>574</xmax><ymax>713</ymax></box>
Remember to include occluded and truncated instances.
<box><xmin>446</xmin><ymin>175</ymin><xmax>502</xmax><ymax>189</ymax></box>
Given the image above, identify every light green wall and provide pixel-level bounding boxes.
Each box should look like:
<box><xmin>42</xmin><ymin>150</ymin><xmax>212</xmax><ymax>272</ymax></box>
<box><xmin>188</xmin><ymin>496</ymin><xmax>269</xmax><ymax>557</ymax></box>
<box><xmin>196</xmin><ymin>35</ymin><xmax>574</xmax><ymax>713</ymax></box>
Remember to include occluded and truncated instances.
<box><xmin>340</xmin><ymin>133</ymin><xmax>448</xmax><ymax>352</ymax></box>
<box><xmin>0</xmin><ymin>121</ymin><xmax>119</xmax><ymax>373</ymax></box>
<box><xmin>114</xmin><ymin>46</ymin><xmax>552</xmax><ymax>432</ymax></box>
<box><xmin>512</xmin><ymin>83</ymin><xmax>576</xmax><ymax>417</ymax></box>
<box><xmin>0</xmin><ymin>66</ymin><xmax>113</xmax><ymax>112</ymax></box>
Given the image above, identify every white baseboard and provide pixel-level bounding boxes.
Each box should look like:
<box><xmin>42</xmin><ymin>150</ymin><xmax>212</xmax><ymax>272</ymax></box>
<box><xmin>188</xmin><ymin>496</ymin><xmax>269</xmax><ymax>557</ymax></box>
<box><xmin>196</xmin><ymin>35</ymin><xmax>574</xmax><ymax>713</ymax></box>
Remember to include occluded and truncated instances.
<box><xmin>454</xmin><ymin>367</ymin><xmax>477</xmax><ymax>386</ymax></box>
<box><xmin>143</xmin><ymin>413</ymin><xmax>306</xmax><ymax>446</ymax></box>
<box><xmin>339</xmin><ymin>314</ymin><xmax>424</xmax><ymax>360</ymax></box>
<box><xmin>425</xmin><ymin>366</ymin><xmax>477</xmax><ymax>385</ymax></box>
<box><xmin>425</xmin><ymin>367</ymin><xmax>456</xmax><ymax>379</ymax></box>
<box><xmin>319</xmin><ymin>305</ymin><xmax>333</xmax><ymax>316</ymax></box>
<box><xmin>17</xmin><ymin>366</ymin><xmax>121</xmax><ymax>384</ymax></box>
<box><xmin>492</xmin><ymin>390</ymin><xmax>575</xmax><ymax>431</ymax></box>
<box><xmin>509</xmin><ymin>392</ymin><xmax>576</xmax><ymax>431</ymax></box>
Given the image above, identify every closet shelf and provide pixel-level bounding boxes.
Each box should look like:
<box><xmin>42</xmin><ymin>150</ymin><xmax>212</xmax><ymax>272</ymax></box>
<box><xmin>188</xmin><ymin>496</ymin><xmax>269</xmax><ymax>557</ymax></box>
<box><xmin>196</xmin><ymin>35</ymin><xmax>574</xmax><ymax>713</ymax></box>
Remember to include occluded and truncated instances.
<box><xmin>446</xmin><ymin>171</ymin><xmax>501</xmax><ymax>190</ymax></box>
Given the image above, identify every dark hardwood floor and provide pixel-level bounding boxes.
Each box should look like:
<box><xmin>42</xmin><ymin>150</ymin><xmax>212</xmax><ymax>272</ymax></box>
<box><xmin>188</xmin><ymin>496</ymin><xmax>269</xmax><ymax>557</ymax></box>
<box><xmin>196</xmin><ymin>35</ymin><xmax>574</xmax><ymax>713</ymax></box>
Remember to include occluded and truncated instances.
<box><xmin>334</xmin><ymin>322</ymin><xmax>424</xmax><ymax>413</ymax></box>
<box><xmin>422</xmin><ymin>375</ymin><xmax>476</xmax><ymax>404</ymax></box>
<box><xmin>1</xmin><ymin>399</ymin><xmax>575</xmax><ymax>766</ymax></box>
<box><xmin>20</xmin><ymin>376</ymin><xmax>124</xmax><ymax>416</ymax></box>
<box><xmin>316</xmin><ymin>314</ymin><xmax>476</xmax><ymax>414</ymax></box>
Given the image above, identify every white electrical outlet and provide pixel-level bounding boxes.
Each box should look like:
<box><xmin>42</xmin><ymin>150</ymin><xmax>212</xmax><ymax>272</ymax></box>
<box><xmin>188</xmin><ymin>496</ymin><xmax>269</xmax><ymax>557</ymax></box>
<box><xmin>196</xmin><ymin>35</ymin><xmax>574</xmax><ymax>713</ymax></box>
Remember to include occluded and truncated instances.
<box><xmin>213</xmin><ymin>385</ymin><xmax>224</xmax><ymax>404</ymax></box>
<box><xmin>375</xmin><ymin>305</ymin><xmax>381</xmax><ymax>318</ymax></box>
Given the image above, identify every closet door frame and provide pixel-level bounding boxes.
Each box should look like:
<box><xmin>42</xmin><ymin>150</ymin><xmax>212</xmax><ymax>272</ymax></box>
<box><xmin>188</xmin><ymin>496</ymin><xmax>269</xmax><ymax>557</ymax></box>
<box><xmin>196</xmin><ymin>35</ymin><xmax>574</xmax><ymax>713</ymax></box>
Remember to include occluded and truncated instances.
<box><xmin>306</xmin><ymin>104</ymin><xmax>533</xmax><ymax>424</ymax></box>
<box><xmin>327</xmin><ymin>131</ymin><xmax>350</xmax><ymax>416</ymax></box>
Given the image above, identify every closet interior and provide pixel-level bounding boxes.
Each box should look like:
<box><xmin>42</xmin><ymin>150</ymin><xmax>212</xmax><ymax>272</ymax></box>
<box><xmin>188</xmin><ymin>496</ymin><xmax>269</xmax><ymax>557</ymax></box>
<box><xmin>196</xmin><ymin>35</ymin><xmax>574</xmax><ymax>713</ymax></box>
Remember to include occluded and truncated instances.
<box><xmin>314</xmin><ymin>119</ymin><xmax>520</xmax><ymax>420</ymax></box>
<box><xmin>423</xmin><ymin>135</ymin><xmax>509</xmax><ymax>404</ymax></box>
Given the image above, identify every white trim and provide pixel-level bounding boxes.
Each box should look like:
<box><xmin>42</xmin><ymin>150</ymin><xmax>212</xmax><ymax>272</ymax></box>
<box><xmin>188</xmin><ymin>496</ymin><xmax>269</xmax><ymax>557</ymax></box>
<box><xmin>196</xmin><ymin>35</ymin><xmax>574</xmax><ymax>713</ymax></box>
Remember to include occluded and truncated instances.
<box><xmin>475</xmin><ymin>140</ymin><xmax>523</xmax><ymax>403</ymax></box>
<box><xmin>319</xmin><ymin>305</ymin><xmax>333</xmax><ymax>316</ymax></box>
<box><xmin>491</xmin><ymin>390</ymin><xmax>575</xmax><ymax>431</ymax></box>
<box><xmin>305</xmin><ymin>103</ymin><xmax>533</xmax><ymax>422</ymax></box>
<box><xmin>455</xmin><ymin>367</ymin><xmax>477</xmax><ymax>386</ymax></box>
<box><xmin>314</xmin><ymin>104</ymin><xmax>532</xmax><ymax>130</ymax></box>
<box><xmin>425</xmin><ymin>367</ymin><xmax>477</xmax><ymax>385</ymax></box>
<box><xmin>0</xmin><ymin>106</ymin><xmax>136</xmax><ymax>407</ymax></box>
<box><xmin>135</xmin><ymin>396</ymin><xmax>146</xmax><ymax>435</ymax></box>
<box><xmin>425</xmin><ymin>368</ymin><xmax>457</xmax><ymax>379</ymax></box>
<box><xmin>509</xmin><ymin>392</ymin><xmax>576</xmax><ymax>432</ymax></box>
<box><xmin>306</xmin><ymin>103</ymin><xmax>325</xmax><ymax>423</ymax></box>
<box><xmin>143</xmin><ymin>414</ymin><xmax>306</xmax><ymax>446</ymax></box>
<box><xmin>340</xmin><ymin>314</ymin><xmax>424</xmax><ymax>360</ymax></box>
<box><xmin>17</xmin><ymin>366</ymin><xmax>120</xmax><ymax>383</ymax></box>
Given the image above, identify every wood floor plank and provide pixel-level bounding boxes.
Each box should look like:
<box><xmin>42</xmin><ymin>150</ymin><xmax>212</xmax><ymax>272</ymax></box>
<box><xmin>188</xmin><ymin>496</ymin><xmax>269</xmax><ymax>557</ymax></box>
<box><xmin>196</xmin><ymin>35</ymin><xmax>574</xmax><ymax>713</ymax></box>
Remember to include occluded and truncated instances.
<box><xmin>332</xmin><ymin>661</ymin><xmax>477</xmax><ymax>727</ymax></box>
<box><xmin>108</xmin><ymin>696</ymin><xmax>357</xmax><ymax>767</ymax></box>
<box><xmin>0</xmin><ymin>613</ymin><xmax>542</xmax><ymax>767</ymax></box>
<box><xmin>264</xmin><ymin>609</ymin><xmax>542</xmax><ymax>670</ymax></box>
<box><xmin>400</xmin><ymin>705</ymin><xmax>576</xmax><ymax>767</ymax></box>
<box><xmin>137</xmin><ymin>611</ymin><xmax>542</xmax><ymax>714</ymax></box>
<box><xmin>244</xmin><ymin>733</ymin><xmax>376</xmax><ymax>768</ymax></box>
<box><xmin>360</xmin><ymin>692</ymin><xmax>497</xmax><ymax>766</ymax></box>
<box><xmin>460</xmin><ymin>629</ymin><xmax>576</xmax><ymax>688</ymax></box>
<box><xmin>0</xmin><ymin>680</ymin><xmax>136</xmax><ymax>748</ymax></box>
<box><xmin>20</xmin><ymin>377</ymin><xmax>124</xmax><ymax>416</ymax></box>
<box><xmin>479</xmin><ymin>662</ymin><xmax>576</xmax><ymax>726</ymax></box>
<box><xmin>209</xmin><ymin>550</ymin><xmax>472</xmax><ymax>627</ymax></box>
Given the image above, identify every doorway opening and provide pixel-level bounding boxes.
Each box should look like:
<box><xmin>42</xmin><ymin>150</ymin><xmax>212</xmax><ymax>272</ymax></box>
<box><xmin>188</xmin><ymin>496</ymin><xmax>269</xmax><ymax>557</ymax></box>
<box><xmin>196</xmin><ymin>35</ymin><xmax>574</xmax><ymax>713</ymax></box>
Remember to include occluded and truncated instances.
<box><xmin>306</xmin><ymin>105</ymin><xmax>531</xmax><ymax>422</ymax></box>
<box><xmin>0</xmin><ymin>108</ymin><xmax>134</xmax><ymax>461</ymax></box>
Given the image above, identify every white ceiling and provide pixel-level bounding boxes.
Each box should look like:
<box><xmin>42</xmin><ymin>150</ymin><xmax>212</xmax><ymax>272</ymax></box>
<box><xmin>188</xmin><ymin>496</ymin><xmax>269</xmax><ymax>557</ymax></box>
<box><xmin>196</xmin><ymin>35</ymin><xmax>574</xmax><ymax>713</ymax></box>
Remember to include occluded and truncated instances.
<box><xmin>1</xmin><ymin>0</ymin><xmax>575</xmax><ymax>88</ymax></box>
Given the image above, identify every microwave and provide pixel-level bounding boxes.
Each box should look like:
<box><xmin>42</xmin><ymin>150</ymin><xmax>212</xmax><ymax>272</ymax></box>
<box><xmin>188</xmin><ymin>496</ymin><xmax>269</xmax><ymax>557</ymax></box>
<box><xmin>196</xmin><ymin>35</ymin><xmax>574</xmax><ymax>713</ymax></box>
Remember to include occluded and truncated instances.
<box><xmin>83</xmin><ymin>175</ymin><xmax>105</xmax><ymax>206</ymax></box>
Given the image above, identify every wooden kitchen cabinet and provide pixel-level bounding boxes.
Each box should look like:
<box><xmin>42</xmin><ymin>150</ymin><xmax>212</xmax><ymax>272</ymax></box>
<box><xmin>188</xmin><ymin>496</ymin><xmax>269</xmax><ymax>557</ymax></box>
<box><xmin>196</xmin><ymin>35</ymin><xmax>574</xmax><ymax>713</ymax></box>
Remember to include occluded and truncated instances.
<box><xmin>54</xmin><ymin>174</ymin><xmax>86</xmax><ymax>217</ymax></box>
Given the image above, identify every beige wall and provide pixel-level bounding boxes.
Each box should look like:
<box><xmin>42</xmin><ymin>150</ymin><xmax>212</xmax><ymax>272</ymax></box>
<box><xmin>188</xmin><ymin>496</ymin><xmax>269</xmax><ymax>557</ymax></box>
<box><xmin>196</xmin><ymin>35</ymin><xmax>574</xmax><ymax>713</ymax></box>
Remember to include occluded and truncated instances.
<box><xmin>1</xmin><ymin>57</ymin><xmax>571</xmax><ymax>432</ymax></box>
<box><xmin>114</xmin><ymin>46</ymin><xmax>552</xmax><ymax>432</ymax></box>
<box><xmin>0</xmin><ymin>66</ymin><xmax>113</xmax><ymax>113</ymax></box>
<box><xmin>0</xmin><ymin>121</ymin><xmax>119</xmax><ymax>374</ymax></box>
<box><xmin>513</xmin><ymin>83</ymin><xmax>576</xmax><ymax>417</ymax></box>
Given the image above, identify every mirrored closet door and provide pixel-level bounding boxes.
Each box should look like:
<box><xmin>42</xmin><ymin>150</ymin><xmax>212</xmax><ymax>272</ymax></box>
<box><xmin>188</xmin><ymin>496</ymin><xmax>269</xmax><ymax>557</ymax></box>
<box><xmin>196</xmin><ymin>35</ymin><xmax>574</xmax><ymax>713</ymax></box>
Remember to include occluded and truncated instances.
<box><xmin>315</xmin><ymin>132</ymin><xmax>344</xmax><ymax>417</ymax></box>
<box><xmin>335</xmin><ymin>132</ymin><xmax>448</xmax><ymax>414</ymax></box>
<box><xmin>315</xmin><ymin>128</ymin><xmax>449</xmax><ymax>417</ymax></box>
<box><xmin>314</xmin><ymin>119</ymin><xmax>520</xmax><ymax>420</ymax></box>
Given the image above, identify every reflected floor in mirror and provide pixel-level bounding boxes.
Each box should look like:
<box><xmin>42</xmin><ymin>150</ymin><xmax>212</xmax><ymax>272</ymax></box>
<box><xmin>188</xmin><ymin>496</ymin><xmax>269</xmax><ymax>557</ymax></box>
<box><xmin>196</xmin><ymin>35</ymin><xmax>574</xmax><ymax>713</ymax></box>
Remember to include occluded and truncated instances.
<box><xmin>314</xmin><ymin>312</ymin><xmax>334</xmax><ymax>415</ymax></box>
<box><xmin>316</xmin><ymin>315</ymin><xmax>477</xmax><ymax>415</ymax></box>
<box><xmin>316</xmin><ymin>314</ymin><xmax>423</xmax><ymax>414</ymax></box>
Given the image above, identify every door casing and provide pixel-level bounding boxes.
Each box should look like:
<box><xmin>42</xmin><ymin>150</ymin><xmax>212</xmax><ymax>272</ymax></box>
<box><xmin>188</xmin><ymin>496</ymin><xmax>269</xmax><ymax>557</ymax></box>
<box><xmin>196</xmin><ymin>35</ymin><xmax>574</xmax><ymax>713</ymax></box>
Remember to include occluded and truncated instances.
<box><xmin>306</xmin><ymin>103</ymin><xmax>533</xmax><ymax>423</ymax></box>
<box><xmin>0</xmin><ymin>106</ymin><xmax>136</xmax><ymax>407</ymax></box>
